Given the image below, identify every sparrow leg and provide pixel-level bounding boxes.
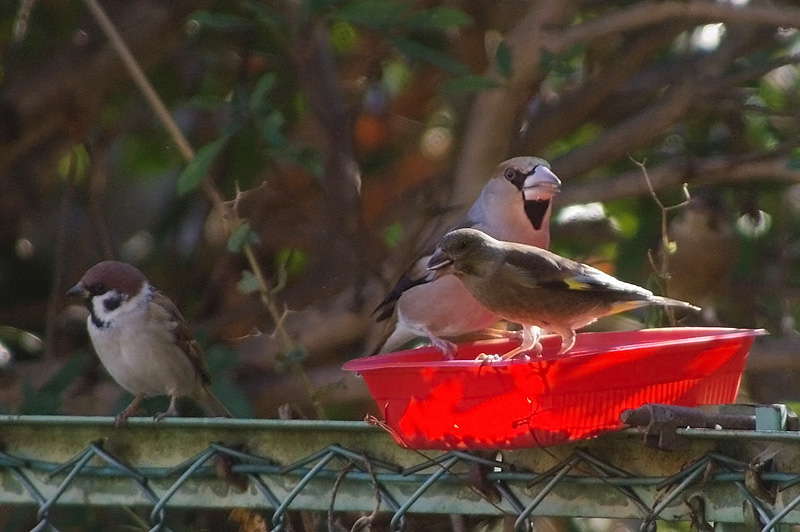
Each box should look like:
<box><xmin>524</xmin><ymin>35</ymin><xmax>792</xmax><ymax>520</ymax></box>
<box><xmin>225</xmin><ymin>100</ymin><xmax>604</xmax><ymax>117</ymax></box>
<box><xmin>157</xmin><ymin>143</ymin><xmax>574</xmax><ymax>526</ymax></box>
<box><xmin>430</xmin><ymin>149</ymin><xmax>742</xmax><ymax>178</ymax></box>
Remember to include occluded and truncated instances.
<box><xmin>556</xmin><ymin>329</ymin><xmax>577</xmax><ymax>356</ymax></box>
<box><xmin>115</xmin><ymin>394</ymin><xmax>144</xmax><ymax>427</ymax></box>
<box><xmin>499</xmin><ymin>325</ymin><xmax>542</xmax><ymax>361</ymax></box>
<box><xmin>425</xmin><ymin>329</ymin><xmax>457</xmax><ymax>360</ymax></box>
<box><xmin>154</xmin><ymin>395</ymin><xmax>180</xmax><ymax>422</ymax></box>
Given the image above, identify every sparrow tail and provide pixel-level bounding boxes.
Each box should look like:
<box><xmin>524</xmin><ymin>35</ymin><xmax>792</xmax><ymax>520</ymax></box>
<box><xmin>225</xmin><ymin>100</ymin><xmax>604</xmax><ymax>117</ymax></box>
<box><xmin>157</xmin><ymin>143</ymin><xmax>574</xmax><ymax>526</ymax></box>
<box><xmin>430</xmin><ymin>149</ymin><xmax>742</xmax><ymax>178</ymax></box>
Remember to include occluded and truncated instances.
<box><xmin>196</xmin><ymin>387</ymin><xmax>232</xmax><ymax>418</ymax></box>
<box><xmin>649</xmin><ymin>295</ymin><xmax>701</xmax><ymax>312</ymax></box>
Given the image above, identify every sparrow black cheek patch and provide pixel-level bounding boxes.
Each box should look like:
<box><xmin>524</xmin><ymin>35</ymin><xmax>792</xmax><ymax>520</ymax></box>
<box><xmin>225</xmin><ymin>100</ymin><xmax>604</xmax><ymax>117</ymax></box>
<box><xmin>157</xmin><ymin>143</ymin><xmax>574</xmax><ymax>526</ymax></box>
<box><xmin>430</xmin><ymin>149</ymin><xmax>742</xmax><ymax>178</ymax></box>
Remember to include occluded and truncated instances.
<box><xmin>103</xmin><ymin>294</ymin><xmax>123</xmax><ymax>312</ymax></box>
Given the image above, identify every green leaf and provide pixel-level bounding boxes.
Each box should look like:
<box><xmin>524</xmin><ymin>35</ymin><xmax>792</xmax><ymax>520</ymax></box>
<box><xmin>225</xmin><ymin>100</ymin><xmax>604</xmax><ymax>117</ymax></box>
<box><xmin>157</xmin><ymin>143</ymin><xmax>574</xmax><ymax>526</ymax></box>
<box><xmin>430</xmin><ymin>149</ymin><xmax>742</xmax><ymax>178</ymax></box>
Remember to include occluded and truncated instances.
<box><xmin>758</xmin><ymin>80</ymin><xmax>786</xmax><ymax>111</ymax></box>
<box><xmin>237</xmin><ymin>270</ymin><xmax>260</xmax><ymax>294</ymax></box>
<box><xmin>495</xmin><ymin>40</ymin><xmax>512</xmax><ymax>79</ymax></box>
<box><xmin>383</xmin><ymin>222</ymin><xmax>404</xmax><ymax>248</ymax></box>
<box><xmin>260</xmin><ymin>111</ymin><xmax>286</xmax><ymax>146</ymax></box>
<box><xmin>57</xmin><ymin>144</ymin><xmax>90</xmax><ymax>184</ymax></box>
<box><xmin>249</xmin><ymin>72</ymin><xmax>276</xmax><ymax>112</ymax></box>
<box><xmin>275</xmin><ymin>248</ymin><xmax>308</xmax><ymax>277</ymax></box>
<box><xmin>177</xmin><ymin>136</ymin><xmax>227</xmax><ymax>195</ymax></box>
<box><xmin>406</xmin><ymin>7</ymin><xmax>472</xmax><ymax>30</ymax></box>
<box><xmin>331</xmin><ymin>21</ymin><xmax>359</xmax><ymax>53</ymax></box>
<box><xmin>338</xmin><ymin>0</ymin><xmax>409</xmax><ymax>29</ymax></box>
<box><xmin>442</xmin><ymin>74</ymin><xmax>501</xmax><ymax>94</ymax></box>
<box><xmin>392</xmin><ymin>37</ymin><xmax>469</xmax><ymax>75</ymax></box>
<box><xmin>227</xmin><ymin>222</ymin><xmax>260</xmax><ymax>253</ymax></box>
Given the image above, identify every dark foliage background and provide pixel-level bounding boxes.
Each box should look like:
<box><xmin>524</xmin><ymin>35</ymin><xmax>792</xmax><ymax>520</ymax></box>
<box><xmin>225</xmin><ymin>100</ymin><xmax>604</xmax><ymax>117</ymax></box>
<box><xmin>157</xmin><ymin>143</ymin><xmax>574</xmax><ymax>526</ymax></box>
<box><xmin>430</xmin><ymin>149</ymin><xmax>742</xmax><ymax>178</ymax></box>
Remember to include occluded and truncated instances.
<box><xmin>2</xmin><ymin>0</ymin><xmax>800</xmax><ymax>529</ymax></box>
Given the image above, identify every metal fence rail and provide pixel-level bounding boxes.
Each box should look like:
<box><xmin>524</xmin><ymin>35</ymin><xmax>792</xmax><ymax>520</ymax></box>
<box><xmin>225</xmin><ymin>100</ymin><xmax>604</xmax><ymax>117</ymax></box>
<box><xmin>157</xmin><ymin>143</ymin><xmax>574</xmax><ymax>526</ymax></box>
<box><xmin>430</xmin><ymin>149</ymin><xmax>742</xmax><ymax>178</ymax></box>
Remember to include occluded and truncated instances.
<box><xmin>2</xmin><ymin>415</ymin><xmax>800</xmax><ymax>531</ymax></box>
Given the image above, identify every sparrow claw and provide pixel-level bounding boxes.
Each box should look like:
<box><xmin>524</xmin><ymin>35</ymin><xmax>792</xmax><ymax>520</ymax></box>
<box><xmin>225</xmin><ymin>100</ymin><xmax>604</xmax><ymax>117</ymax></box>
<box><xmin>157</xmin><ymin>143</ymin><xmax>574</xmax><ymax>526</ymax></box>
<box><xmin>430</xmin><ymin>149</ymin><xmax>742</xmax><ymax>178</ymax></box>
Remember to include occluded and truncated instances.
<box><xmin>153</xmin><ymin>409</ymin><xmax>177</xmax><ymax>422</ymax></box>
<box><xmin>153</xmin><ymin>395</ymin><xmax>179</xmax><ymax>422</ymax></box>
<box><xmin>114</xmin><ymin>412</ymin><xmax>130</xmax><ymax>428</ymax></box>
<box><xmin>114</xmin><ymin>394</ymin><xmax>144</xmax><ymax>428</ymax></box>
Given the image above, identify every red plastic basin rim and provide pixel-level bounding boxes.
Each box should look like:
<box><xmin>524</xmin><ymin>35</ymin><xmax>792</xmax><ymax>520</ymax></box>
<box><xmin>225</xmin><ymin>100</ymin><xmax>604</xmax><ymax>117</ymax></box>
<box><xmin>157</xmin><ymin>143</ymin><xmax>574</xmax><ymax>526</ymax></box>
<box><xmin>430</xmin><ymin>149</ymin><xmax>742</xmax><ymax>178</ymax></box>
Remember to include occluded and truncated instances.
<box><xmin>343</xmin><ymin>327</ymin><xmax>767</xmax><ymax>372</ymax></box>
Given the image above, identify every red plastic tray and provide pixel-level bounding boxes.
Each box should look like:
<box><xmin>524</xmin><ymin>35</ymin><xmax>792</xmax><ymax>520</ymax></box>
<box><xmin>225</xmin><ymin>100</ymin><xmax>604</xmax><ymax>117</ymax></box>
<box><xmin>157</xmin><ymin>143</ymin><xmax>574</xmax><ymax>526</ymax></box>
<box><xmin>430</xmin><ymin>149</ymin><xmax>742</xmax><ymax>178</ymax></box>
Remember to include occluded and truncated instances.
<box><xmin>344</xmin><ymin>328</ymin><xmax>766</xmax><ymax>449</ymax></box>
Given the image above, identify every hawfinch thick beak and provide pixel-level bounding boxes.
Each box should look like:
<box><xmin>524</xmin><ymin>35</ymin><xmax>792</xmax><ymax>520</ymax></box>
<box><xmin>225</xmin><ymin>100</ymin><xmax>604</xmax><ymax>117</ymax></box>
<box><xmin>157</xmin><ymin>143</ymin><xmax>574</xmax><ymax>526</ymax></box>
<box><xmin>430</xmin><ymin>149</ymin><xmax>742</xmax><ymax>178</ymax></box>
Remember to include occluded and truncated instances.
<box><xmin>66</xmin><ymin>283</ymin><xmax>88</xmax><ymax>298</ymax></box>
<box><xmin>522</xmin><ymin>166</ymin><xmax>561</xmax><ymax>202</ymax></box>
<box><xmin>427</xmin><ymin>249</ymin><xmax>454</xmax><ymax>278</ymax></box>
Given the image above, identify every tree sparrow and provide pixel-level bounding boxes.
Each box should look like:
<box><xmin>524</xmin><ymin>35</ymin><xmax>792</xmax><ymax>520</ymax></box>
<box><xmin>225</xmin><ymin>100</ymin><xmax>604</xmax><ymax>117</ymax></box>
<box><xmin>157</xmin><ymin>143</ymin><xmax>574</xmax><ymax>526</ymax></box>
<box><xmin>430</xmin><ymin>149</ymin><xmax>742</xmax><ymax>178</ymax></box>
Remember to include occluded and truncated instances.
<box><xmin>373</xmin><ymin>157</ymin><xmax>561</xmax><ymax>356</ymax></box>
<box><xmin>67</xmin><ymin>261</ymin><xmax>231</xmax><ymax>425</ymax></box>
<box><xmin>427</xmin><ymin>228</ymin><xmax>700</xmax><ymax>359</ymax></box>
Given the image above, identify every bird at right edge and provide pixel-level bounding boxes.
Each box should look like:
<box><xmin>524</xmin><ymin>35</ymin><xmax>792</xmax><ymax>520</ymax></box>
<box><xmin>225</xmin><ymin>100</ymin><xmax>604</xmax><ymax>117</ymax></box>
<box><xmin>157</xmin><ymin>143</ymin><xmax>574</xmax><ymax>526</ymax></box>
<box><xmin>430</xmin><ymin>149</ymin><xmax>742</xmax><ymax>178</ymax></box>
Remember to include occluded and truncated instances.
<box><xmin>372</xmin><ymin>157</ymin><xmax>561</xmax><ymax>357</ymax></box>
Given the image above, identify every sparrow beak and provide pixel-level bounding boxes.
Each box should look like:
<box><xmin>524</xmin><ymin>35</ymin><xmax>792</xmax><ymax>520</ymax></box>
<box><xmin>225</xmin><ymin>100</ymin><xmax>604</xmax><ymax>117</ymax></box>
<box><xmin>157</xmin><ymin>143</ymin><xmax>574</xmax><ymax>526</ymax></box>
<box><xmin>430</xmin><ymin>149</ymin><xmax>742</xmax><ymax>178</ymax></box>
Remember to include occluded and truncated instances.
<box><xmin>66</xmin><ymin>282</ymin><xmax>88</xmax><ymax>299</ymax></box>
<box><xmin>427</xmin><ymin>249</ymin><xmax>454</xmax><ymax>279</ymax></box>
<box><xmin>522</xmin><ymin>166</ymin><xmax>561</xmax><ymax>202</ymax></box>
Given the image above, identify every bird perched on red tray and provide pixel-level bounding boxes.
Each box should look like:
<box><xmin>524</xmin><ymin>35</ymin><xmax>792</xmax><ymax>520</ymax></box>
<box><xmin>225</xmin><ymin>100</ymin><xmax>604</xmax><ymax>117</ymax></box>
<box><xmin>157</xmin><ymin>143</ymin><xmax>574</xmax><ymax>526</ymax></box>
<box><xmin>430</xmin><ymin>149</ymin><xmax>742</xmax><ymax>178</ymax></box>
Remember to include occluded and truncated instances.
<box><xmin>427</xmin><ymin>229</ymin><xmax>700</xmax><ymax>360</ymax></box>
<box><xmin>373</xmin><ymin>157</ymin><xmax>561</xmax><ymax>357</ymax></box>
<box><xmin>67</xmin><ymin>261</ymin><xmax>231</xmax><ymax>425</ymax></box>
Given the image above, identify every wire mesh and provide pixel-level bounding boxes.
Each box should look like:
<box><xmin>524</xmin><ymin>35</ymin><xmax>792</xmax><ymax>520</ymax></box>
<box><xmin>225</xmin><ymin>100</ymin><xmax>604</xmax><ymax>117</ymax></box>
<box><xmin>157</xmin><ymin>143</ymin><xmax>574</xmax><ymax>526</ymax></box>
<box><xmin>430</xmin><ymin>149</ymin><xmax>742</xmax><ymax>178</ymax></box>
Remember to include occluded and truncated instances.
<box><xmin>2</xmin><ymin>416</ymin><xmax>800</xmax><ymax>531</ymax></box>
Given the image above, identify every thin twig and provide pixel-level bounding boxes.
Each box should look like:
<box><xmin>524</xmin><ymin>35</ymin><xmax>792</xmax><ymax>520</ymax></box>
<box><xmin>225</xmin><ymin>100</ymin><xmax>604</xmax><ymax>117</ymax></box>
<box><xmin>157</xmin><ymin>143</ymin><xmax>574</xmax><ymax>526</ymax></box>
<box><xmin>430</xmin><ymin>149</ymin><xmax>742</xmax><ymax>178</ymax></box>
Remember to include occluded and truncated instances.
<box><xmin>328</xmin><ymin>461</ymin><xmax>354</xmax><ymax>532</ymax></box>
<box><xmin>630</xmin><ymin>156</ymin><xmax>691</xmax><ymax>325</ymax></box>
<box><xmin>82</xmin><ymin>0</ymin><xmax>324</xmax><ymax>418</ymax></box>
<box><xmin>350</xmin><ymin>455</ymin><xmax>381</xmax><ymax>532</ymax></box>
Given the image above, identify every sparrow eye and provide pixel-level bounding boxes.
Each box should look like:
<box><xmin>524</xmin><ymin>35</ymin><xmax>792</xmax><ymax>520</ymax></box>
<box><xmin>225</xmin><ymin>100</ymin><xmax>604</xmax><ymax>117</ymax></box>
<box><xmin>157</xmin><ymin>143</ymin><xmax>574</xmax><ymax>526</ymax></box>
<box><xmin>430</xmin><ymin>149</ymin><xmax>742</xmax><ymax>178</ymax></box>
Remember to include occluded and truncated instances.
<box><xmin>88</xmin><ymin>283</ymin><xmax>107</xmax><ymax>296</ymax></box>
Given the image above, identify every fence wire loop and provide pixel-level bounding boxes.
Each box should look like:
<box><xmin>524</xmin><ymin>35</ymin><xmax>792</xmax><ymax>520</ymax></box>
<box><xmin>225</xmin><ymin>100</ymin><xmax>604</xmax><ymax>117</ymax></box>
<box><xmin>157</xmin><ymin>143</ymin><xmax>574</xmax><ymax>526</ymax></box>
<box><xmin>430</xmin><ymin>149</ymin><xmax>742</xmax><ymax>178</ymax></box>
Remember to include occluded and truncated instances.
<box><xmin>5</xmin><ymin>421</ymin><xmax>800</xmax><ymax>531</ymax></box>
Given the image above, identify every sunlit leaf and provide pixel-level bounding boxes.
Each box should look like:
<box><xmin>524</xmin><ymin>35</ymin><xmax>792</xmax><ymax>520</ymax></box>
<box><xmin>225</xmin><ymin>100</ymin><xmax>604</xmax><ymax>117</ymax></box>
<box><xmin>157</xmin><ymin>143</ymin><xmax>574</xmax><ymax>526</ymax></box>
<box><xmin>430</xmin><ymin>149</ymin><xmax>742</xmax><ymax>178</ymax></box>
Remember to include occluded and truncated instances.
<box><xmin>57</xmin><ymin>144</ymin><xmax>90</xmax><ymax>184</ymax></box>
<box><xmin>331</xmin><ymin>21</ymin><xmax>359</xmax><ymax>53</ymax></box>
<box><xmin>177</xmin><ymin>136</ymin><xmax>227</xmax><ymax>195</ymax></box>
<box><xmin>759</xmin><ymin>79</ymin><xmax>786</xmax><ymax>111</ymax></box>
<box><xmin>275</xmin><ymin>248</ymin><xmax>308</xmax><ymax>277</ymax></box>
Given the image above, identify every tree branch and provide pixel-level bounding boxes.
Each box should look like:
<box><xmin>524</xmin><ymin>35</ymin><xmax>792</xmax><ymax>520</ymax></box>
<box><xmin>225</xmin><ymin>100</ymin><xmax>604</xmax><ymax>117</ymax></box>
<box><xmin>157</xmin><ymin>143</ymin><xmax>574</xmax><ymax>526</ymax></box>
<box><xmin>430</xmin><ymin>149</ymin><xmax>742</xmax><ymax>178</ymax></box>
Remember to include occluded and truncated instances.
<box><xmin>551</xmin><ymin>24</ymin><xmax>765</xmax><ymax>179</ymax></box>
<box><xmin>559</xmin><ymin>155</ymin><xmax>800</xmax><ymax>205</ymax></box>
<box><xmin>451</xmin><ymin>1</ymin><xmax>576</xmax><ymax>209</ymax></box>
<box><xmin>547</xmin><ymin>1</ymin><xmax>800</xmax><ymax>54</ymax></box>
<box><xmin>521</xmin><ymin>23</ymin><xmax>685</xmax><ymax>153</ymax></box>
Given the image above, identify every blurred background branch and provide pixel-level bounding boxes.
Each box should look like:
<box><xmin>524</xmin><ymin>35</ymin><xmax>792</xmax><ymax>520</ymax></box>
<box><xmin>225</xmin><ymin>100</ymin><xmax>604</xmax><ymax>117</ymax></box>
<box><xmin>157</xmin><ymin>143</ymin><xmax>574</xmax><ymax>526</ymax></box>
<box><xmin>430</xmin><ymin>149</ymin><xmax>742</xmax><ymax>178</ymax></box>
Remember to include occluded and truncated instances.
<box><xmin>1</xmin><ymin>4</ymin><xmax>800</xmax><ymax>528</ymax></box>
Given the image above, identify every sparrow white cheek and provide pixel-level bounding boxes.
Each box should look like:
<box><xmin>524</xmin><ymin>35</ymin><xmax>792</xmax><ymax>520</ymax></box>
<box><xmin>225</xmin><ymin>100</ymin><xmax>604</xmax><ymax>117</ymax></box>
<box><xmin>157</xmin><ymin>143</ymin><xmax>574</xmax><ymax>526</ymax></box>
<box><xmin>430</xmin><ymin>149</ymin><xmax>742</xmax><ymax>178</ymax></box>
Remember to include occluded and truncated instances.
<box><xmin>90</xmin><ymin>286</ymin><xmax>151</xmax><ymax>327</ymax></box>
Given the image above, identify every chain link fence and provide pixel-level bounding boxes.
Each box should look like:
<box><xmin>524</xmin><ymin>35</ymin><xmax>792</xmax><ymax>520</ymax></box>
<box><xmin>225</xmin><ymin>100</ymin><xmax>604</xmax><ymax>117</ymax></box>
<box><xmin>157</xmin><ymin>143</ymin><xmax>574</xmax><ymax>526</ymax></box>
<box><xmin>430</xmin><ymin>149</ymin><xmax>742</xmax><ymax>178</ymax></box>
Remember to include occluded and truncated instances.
<box><xmin>2</xmin><ymin>415</ymin><xmax>800</xmax><ymax>531</ymax></box>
